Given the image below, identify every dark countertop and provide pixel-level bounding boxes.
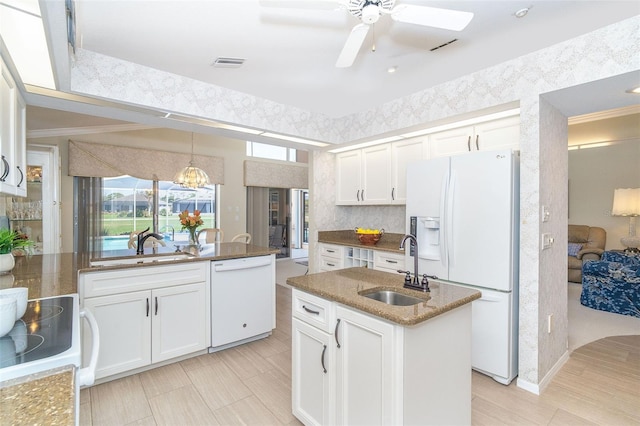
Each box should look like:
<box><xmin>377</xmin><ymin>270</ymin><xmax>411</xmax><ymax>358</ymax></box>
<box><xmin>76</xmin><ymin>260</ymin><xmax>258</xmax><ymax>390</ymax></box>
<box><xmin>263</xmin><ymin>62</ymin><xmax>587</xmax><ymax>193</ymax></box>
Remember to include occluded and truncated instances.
<box><xmin>287</xmin><ymin>267</ymin><xmax>481</xmax><ymax>326</ymax></box>
<box><xmin>318</xmin><ymin>230</ymin><xmax>405</xmax><ymax>254</ymax></box>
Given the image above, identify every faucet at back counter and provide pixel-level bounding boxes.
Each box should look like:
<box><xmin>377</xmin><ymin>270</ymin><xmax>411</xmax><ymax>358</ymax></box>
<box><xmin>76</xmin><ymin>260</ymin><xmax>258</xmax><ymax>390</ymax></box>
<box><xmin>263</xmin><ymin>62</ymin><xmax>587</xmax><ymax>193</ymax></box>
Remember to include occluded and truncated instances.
<box><xmin>136</xmin><ymin>227</ymin><xmax>164</xmax><ymax>255</ymax></box>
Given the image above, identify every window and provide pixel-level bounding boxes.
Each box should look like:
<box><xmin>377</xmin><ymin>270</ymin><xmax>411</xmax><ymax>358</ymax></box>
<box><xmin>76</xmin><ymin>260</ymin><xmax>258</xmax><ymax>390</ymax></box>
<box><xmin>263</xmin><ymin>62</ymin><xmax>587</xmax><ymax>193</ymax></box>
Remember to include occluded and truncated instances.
<box><xmin>246</xmin><ymin>141</ymin><xmax>297</xmax><ymax>161</ymax></box>
<box><xmin>75</xmin><ymin>175</ymin><xmax>217</xmax><ymax>254</ymax></box>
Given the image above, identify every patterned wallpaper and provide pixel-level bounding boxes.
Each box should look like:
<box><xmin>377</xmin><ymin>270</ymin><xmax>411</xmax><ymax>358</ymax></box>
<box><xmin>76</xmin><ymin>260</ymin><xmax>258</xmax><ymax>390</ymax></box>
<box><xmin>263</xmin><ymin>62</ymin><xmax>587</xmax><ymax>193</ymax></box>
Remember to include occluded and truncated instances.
<box><xmin>70</xmin><ymin>17</ymin><xmax>639</xmax><ymax>390</ymax></box>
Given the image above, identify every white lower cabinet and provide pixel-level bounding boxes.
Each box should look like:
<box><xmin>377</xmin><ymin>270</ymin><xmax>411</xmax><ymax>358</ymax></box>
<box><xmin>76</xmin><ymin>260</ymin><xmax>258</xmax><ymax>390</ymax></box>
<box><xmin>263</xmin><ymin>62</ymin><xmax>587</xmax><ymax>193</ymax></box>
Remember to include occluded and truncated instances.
<box><xmin>292</xmin><ymin>289</ymin><xmax>472</xmax><ymax>425</ymax></box>
<box><xmin>80</xmin><ymin>262</ymin><xmax>209</xmax><ymax>380</ymax></box>
<box><xmin>334</xmin><ymin>305</ymin><xmax>396</xmax><ymax>425</ymax></box>
<box><xmin>292</xmin><ymin>318</ymin><xmax>334</xmax><ymax>426</ymax></box>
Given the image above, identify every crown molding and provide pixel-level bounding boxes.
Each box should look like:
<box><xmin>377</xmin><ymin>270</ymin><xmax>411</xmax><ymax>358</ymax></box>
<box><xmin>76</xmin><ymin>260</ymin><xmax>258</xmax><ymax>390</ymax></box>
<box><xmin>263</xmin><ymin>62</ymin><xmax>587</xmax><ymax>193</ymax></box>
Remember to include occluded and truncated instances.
<box><xmin>569</xmin><ymin>104</ymin><xmax>640</xmax><ymax>125</ymax></box>
<box><xmin>27</xmin><ymin>123</ymin><xmax>155</xmax><ymax>139</ymax></box>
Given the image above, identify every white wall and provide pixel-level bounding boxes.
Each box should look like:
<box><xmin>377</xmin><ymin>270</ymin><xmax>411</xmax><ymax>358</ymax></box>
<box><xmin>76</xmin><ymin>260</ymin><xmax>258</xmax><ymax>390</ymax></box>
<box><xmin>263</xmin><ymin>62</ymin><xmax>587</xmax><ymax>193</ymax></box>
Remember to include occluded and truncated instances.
<box><xmin>26</xmin><ymin>128</ymin><xmax>248</xmax><ymax>252</ymax></box>
<box><xmin>569</xmin><ymin>139</ymin><xmax>640</xmax><ymax>250</ymax></box>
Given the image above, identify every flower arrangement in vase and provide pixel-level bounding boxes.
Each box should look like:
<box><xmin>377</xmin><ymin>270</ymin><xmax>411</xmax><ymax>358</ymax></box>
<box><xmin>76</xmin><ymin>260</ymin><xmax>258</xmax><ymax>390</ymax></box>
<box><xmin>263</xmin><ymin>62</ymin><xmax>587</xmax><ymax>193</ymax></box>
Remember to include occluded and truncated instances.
<box><xmin>178</xmin><ymin>210</ymin><xmax>204</xmax><ymax>245</ymax></box>
<box><xmin>0</xmin><ymin>228</ymin><xmax>34</xmax><ymax>273</ymax></box>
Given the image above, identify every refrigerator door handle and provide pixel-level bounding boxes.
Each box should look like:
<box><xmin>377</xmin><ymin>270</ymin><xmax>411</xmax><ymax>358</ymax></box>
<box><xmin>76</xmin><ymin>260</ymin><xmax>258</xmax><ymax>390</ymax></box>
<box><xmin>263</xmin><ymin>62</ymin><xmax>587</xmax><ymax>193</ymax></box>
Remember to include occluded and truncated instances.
<box><xmin>439</xmin><ymin>170</ymin><xmax>449</xmax><ymax>265</ymax></box>
<box><xmin>446</xmin><ymin>170</ymin><xmax>456</xmax><ymax>267</ymax></box>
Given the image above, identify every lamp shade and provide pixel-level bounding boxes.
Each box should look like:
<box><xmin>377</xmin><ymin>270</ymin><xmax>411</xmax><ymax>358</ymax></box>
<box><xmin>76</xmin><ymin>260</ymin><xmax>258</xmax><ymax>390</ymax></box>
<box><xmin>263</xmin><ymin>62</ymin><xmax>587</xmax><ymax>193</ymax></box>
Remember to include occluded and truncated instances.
<box><xmin>173</xmin><ymin>161</ymin><xmax>210</xmax><ymax>189</ymax></box>
<box><xmin>611</xmin><ymin>188</ymin><xmax>640</xmax><ymax>216</ymax></box>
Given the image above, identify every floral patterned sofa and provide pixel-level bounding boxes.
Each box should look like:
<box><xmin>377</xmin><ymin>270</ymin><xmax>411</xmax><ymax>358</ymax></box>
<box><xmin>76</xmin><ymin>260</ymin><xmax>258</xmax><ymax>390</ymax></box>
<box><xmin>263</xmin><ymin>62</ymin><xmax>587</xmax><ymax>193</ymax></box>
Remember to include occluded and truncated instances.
<box><xmin>580</xmin><ymin>251</ymin><xmax>640</xmax><ymax>318</ymax></box>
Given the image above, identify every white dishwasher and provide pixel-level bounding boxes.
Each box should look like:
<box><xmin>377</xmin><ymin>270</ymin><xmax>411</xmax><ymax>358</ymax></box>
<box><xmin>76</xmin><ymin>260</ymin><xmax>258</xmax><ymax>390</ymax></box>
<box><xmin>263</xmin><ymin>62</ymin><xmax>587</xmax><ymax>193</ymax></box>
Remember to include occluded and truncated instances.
<box><xmin>210</xmin><ymin>255</ymin><xmax>275</xmax><ymax>351</ymax></box>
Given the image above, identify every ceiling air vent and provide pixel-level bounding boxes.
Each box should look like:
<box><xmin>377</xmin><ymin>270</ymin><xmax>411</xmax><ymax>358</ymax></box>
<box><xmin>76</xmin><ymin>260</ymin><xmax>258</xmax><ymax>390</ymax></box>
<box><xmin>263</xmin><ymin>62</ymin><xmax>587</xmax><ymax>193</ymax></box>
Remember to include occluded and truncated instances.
<box><xmin>430</xmin><ymin>39</ymin><xmax>458</xmax><ymax>52</ymax></box>
<box><xmin>212</xmin><ymin>57</ymin><xmax>245</xmax><ymax>68</ymax></box>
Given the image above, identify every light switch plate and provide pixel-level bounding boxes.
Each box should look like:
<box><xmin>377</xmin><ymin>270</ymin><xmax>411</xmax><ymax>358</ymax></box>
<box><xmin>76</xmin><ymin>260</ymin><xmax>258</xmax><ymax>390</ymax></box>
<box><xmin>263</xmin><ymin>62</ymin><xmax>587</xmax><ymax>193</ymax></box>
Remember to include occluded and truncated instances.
<box><xmin>542</xmin><ymin>233</ymin><xmax>554</xmax><ymax>250</ymax></box>
<box><xmin>541</xmin><ymin>206</ymin><xmax>550</xmax><ymax>222</ymax></box>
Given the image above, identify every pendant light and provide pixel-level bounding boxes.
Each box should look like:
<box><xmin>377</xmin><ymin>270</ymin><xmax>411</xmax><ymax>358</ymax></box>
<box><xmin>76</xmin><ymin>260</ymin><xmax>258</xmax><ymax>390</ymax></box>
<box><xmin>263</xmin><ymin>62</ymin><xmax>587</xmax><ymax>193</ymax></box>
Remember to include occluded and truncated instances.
<box><xmin>173</xmin><ymin>133</ymin><xmax>210</xmax><ymax>189</ymax></box>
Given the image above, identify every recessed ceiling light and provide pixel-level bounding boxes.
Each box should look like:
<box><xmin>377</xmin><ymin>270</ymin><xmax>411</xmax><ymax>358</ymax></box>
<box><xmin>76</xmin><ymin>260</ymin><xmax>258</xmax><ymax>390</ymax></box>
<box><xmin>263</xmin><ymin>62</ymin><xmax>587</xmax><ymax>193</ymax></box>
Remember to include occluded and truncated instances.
<box><xmin>514</xmin><ymin>7</ymin><xmax>530</xmax><ymax>18</ymax></box>
<box><xmin>625</xmin><ymin>86</ymin><xmax>640</xmax><ymax>94</ymax></box>
<box><xmin>387</xmin><ymin>66</ymin><xmax>398</xmax><ymax>74</ymax></box>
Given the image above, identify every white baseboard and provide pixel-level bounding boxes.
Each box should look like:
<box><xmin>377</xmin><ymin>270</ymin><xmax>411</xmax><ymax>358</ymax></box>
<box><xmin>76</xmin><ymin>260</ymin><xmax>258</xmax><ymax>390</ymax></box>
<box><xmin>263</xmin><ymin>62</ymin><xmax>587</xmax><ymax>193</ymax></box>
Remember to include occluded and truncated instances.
<box><xmin>516</xmin><ymin>349</ymin><xmax>570</xmax><ymax>395</ymax></box>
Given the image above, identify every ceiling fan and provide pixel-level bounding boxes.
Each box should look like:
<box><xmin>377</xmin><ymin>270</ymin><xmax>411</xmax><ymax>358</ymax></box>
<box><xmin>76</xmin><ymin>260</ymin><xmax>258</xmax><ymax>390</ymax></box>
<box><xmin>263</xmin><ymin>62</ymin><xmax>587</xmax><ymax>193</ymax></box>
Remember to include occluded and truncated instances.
<box><xmin>262</xmin><ymin>0</ymin><xmax>474</xmax><ymax>68</ymax></box>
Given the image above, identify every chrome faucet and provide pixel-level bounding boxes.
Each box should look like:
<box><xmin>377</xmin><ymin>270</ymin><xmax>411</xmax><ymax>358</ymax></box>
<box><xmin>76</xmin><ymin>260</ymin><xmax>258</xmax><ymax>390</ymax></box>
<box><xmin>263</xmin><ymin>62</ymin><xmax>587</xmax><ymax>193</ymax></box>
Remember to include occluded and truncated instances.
<box><xmin>400</xmin><ymin>234</ymin><xmax>420</xmax><ymax>286</ymax></box>
<box><xmin>399</xmin><ymin>234</ymin><xmax>437</xmax><ymax>292</ymax></box>
<box><xmin>136</xmin><ymin>228</ymin><xmax>164</xmax><ymax>255</ymax></box>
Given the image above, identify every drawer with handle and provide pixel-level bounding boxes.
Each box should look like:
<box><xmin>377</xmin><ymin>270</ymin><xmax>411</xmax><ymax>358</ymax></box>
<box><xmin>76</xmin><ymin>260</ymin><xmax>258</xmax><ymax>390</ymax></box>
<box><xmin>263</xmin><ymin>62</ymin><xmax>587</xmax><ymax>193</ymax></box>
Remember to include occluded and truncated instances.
<box><xmin>292</xmin><ymin>289</ymin><xmax>334</xmax><ymax>333</ymax></box>
<box><xmin>373</xmin><ymin>251</ymin><xmax>406</xmax><ymax>273</ymax></box>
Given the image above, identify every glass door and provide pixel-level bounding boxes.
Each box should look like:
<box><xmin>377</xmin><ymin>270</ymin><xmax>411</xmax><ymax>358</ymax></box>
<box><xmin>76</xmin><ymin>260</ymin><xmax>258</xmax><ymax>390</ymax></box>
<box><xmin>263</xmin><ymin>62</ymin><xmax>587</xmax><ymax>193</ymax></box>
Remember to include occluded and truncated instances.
<box><xmin>6</xmin><ymin>146</ymin><xmax>60</xmax><ymax>254</ymax></box>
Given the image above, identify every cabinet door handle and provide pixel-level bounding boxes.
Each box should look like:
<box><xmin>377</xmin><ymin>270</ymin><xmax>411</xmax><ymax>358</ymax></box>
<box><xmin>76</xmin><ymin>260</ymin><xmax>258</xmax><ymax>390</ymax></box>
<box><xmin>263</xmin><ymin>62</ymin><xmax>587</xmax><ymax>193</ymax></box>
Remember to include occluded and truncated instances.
<box><xmin>467</xmin><ymin>136</ymin><xmax>471</xmax><ymax>151</ymax></box>
<box><xmin>334</xmin><ymin>319</ymin><xmax>341</xmax><ymax>348</ymax></box>
<box><xmin>385</xmin><ymin>259</ymin><xmax>398</xmax><ymax>264</ymax></box>
<box><xmin>356</xmin><ymin>190</ymin><xmax>360</xmax><ymax>201</ymax></box>
<box><xmin>302</xmin><ymin>305</ymin><xmax>320</xmax><ymax>315</ymax></box>
<box><xmin>146</xmin><ymin>298</ymin><xmax>150</xmax><ymax>317</ymax></box>
<box><xmin>327</xmin><ymin>249</ymin><xmax>335</xmax><ymax>253</ymax></box>
<box><xmin>391</xmin><ymin>187</ymin><xmax>395</xmax><ymax>200</ymax></box>
<box><xmin>155</xmin><ymin>296</ymin><xmax>158</xmax><ymax>315</ymax></box>
<box><xmin>321</xmin><ymin>344</ymin><xmax>327</xmax><ymax>373</ymax></box>
<box><xmin>475</xmin><ymin>135</ymin><xmax>479</xmax><ymax>150</ymax></box>
<box><xmin>0</xmin><ymin>155</ymin><xmax>9</xmax><ymax>181</ymax></box>
<box><xmin>16</xmin><ymin>166</ymin><xmax>23</xmax><ymax>187</ymax></box>
<box><xmin>327</xmin><ymin>263</ymin><xmax>335</xmax><ymax>267</ymax></box>
<box><xmin>361</xmin><ymin>189</ymin><xmax>364</xmax><ymax>201</ymax></box>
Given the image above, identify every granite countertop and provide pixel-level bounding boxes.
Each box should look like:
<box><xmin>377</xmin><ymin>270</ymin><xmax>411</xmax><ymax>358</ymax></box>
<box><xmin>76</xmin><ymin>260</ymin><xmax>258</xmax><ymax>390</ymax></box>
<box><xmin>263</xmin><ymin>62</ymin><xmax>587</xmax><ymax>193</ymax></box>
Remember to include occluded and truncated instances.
<box><xmin>77</xmin><ymin>242</ymin><xmax>280</xmax><ymax>272</ymax></box>
<box><xmin>287</xmin><ymin>267</ymin><xmax>481</xmax><ymax>326</ymax></box>
<box><xmin>0</xmin><ymin>243</ymin><xmax>279</xmax><ymax>300</ymax></box>
<box><xmin>0</xmin><ymin>365</ymin><xmax>75</xmax><ymax>425</ymax></box>
<box><xmin>318</xmin><ymin>230</ymin><xmax>405</xmax><ymax>254</ymax></box>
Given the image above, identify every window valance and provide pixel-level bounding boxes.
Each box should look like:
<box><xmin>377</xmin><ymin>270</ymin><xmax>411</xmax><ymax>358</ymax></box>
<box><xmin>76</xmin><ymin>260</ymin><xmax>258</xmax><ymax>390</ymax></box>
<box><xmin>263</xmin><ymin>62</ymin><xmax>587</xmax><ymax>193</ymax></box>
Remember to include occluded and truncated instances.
<box><xmin>243</xmin><ymin>159</ymin><xmax>308</xmax><ymax>189</ymax></box>
<box><xmin>68</xmin><ymin>140</ymin><xmax>224</xmax><ymax>184</ymax></box>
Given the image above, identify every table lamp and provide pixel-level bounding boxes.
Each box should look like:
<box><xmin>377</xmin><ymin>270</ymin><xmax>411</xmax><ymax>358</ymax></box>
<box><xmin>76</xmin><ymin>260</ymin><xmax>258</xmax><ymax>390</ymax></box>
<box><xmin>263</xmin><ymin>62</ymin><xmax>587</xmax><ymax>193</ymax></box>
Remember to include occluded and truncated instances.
<box><xmin>611</xmin><ymin>188</ymin><xmax>640</xmax><ymax>252</ymax></box>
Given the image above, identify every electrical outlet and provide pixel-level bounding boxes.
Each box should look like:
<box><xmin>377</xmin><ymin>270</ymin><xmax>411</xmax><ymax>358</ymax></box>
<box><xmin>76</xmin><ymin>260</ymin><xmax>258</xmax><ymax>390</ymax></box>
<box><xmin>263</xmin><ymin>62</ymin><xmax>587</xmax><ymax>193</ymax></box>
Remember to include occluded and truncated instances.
<box><xmin>542</xmin><ymin>233</ymin><xmax>554</xmax><ymax>250</ymax></box>
<box><xmin>547</xmin><ymin>314</ymin><xmax>553</xmax><ymax>334</ymax></box>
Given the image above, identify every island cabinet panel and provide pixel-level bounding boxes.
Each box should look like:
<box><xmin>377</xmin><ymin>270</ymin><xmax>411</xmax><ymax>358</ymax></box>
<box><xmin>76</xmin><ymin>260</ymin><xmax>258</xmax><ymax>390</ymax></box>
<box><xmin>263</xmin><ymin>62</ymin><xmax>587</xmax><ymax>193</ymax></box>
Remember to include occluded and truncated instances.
<box><xmin>80</xmin><ymin>262</ymin><xmax>210</xmax><ymax>381</ymax></box>
<box><xmin>335</xmin><ymin>305</ymin><xmax>397</xmax><ymax>425</ymax></box>
<box><xmin>83</xmin><ymin>291</ymin><xmax>151</xmax><ymax>378</ymax></box>
<box><xmin>292</xmin><ymin>318</ymin><xmax>334</xmax><ymax>426</ymax></box>
<box><xmin>152</xmin><ymin>283</ymin><xmax>207</xmax><ymax>363</ymax></box>
<box><xmin>291</xmin><ymin>288</ymin><xmax>473</xmax><ymax>425</ymax></box>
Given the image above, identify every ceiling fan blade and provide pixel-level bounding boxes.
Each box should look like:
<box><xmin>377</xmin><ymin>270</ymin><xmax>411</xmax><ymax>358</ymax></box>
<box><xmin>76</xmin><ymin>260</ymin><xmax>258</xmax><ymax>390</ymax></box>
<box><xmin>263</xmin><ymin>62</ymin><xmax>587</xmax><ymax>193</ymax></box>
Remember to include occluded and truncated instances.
<box><xmin>259</xmin><ymin>0</ymin><xmax>347</xmax><ymax>10</ymax></box>
<box><xmin>336</xmin><ymin>23</ymin><xmax>370</xmax><ymax>68</ymax></box>
<box><xmin>390</xmin><ymin>5</ymin><xmax>473</xmax><ymax>31</ymax></box>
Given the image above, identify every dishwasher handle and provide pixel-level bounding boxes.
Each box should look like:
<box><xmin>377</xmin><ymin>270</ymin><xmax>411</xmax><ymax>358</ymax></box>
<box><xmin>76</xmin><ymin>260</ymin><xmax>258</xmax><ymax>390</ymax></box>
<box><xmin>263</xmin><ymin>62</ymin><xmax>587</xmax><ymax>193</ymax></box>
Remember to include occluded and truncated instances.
<box><xmin>213</xmin><ymin>256</ymin><xmax>272</xmax><ymax>272</ymax></box>
<box><xmin>78</xmin><ymin>308</ymin><xmax>100</xmax><ymax>387</ymax></box>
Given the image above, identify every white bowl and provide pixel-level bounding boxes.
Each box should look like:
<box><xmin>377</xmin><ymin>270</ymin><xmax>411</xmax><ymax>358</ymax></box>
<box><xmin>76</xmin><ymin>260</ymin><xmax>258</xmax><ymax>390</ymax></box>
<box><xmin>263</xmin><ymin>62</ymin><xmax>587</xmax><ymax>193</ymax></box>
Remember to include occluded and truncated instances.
<box><xmin>8</xmin><ymin>319</ymin><xmax>27</xmax><ymax>353</ymax></box>
<box><xmin>0</xmin><ymin>287</ymin><xmax>28</xmax><ymax>320</ymax></box>
<box><xmin>0</xmin><ymin>336</ymin><xmax>17</xmax><ymax>366</ymax></box>
<box><xmin>0</xmin><ymin>297</ymin><xmax>16</xmax><ymax>338</ymax></box>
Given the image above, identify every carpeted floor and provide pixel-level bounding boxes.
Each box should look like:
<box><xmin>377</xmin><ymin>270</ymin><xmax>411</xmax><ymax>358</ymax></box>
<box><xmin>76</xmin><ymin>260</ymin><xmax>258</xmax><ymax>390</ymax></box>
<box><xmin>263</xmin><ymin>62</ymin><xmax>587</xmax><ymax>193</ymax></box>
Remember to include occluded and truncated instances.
<box><xmin>567</xmin><ymin>282</ymin><xmax>640</xmax><ymax>351</ymax></box>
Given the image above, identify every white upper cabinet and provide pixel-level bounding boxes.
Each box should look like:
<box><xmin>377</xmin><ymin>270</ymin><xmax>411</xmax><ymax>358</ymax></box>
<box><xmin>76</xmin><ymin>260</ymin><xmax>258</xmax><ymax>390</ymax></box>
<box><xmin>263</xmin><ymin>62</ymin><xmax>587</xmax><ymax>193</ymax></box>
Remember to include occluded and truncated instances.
<box><xmin>336</xmin><ymin>145</ymin><xmax>392</xmax><ymax>205</ymax></box>
<box><xmin>335</xmin><ymin>150</ymin><xmax>362</xmax><ymax>205</ymax></box>
<box><xmin>390</xmin><ymin>138</ymin><xmax>426</xmax><ymax>204</ymax></box>
<box><xmin>0</xmin><ymin>57</ymin><xmax>27</xmax><ymax>197</ymax></box>
<box><xmin>429</xmin><ymin>116</ymin><xmax>520</xmax><ymax>158</ymax></box>
<box><xmin>361</xmin><ymin>144</ymin><xmax>391</xmax><ymax>204</ymax></box>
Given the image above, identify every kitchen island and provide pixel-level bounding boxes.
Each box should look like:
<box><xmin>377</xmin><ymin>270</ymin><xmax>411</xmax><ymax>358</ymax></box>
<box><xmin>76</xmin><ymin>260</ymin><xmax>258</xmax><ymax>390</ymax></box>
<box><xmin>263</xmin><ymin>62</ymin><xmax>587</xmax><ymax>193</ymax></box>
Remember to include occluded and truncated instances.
<box><xmin>0</xmin><ymin>243</ymin><xmax>279</xmax><ymax>424</ymax></box>
<box><xmin>287</xmin><ymin>267</ymin><xmax>481</xmax><ymax>425</ymax></box>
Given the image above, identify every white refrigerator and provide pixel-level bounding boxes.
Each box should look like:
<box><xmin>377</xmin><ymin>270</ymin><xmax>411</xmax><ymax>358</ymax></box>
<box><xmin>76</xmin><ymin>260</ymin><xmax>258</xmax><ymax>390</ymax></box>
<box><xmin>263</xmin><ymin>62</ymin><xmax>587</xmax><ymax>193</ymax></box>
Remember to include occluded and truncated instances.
<box><xmin>406</xmin><ymin>149</ymin><xmax>519</xmax><ymax>384</ymax></box>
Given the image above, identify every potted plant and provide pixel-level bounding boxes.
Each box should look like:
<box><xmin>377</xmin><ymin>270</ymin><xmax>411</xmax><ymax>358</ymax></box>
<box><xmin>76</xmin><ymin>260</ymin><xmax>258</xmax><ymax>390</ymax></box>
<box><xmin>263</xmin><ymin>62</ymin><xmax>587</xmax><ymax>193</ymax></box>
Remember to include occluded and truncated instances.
<box><xmin>0</xmin><ymin>228</ymin><xmax>33</xmax><ymax>273</ymax></box>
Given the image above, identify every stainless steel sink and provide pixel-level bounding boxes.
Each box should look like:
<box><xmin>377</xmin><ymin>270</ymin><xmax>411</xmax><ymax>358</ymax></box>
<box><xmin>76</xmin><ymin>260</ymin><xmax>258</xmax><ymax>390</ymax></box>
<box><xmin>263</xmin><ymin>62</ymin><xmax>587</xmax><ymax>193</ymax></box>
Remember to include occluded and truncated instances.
<box><xmin>90</xmin><ymin>253</ymin><xmax>195</xmax><ymax>267</ymax></box>
<box><xmin>359</xmin><ymin>289</ymin><xmax>425</xmax><ymax>306</ymax></box>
